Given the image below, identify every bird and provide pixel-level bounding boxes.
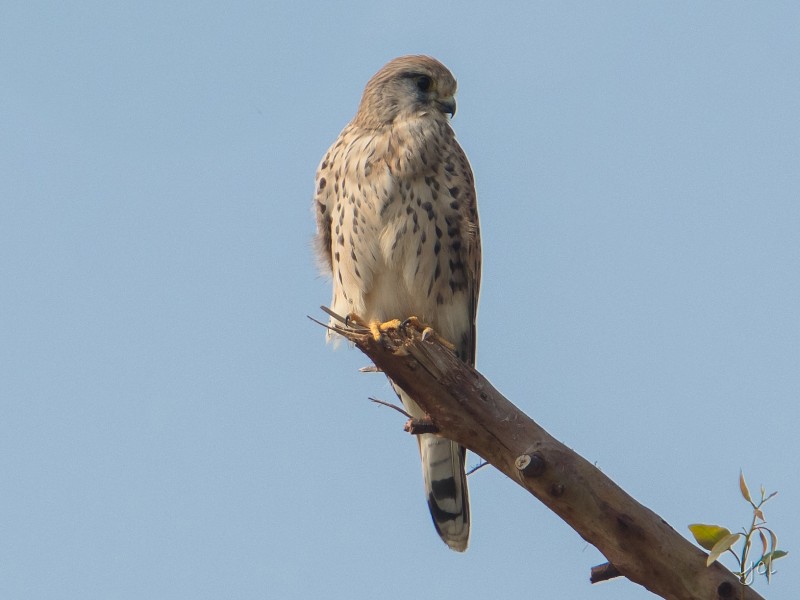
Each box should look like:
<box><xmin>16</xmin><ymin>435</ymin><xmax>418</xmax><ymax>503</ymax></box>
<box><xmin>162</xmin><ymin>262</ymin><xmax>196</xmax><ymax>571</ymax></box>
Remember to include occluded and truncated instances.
<box><xmin>313</xmin><ymin>55</ymin><xmax>481</xmax><ymax>551</ymax></box>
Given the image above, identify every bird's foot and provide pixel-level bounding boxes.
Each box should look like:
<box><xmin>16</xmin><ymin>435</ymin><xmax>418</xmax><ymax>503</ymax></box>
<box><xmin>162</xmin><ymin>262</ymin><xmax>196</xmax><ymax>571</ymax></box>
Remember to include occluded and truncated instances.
<box><xmin>368</xmin><ymin>318</ymin><xmax>403</xmax><ymax>341</ymax></box>
<box><xmin>344</xmin><ymin>313</ymin><xmax>402</xmax><ymax>341</ymax></box>
<box><xmin>347</xmin><ymin>313</ymin><xmax>455</xmax><ymax>350</ymax></box>
<box><xmin>399</xmin><ymin>316</ymin><xmax>456</xmax><ymax>350</ymax></box>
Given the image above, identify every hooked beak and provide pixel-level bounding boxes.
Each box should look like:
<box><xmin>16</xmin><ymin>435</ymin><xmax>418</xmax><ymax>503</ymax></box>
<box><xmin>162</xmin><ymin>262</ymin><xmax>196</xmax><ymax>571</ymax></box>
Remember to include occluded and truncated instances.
<box><xmin>437</xmin><ymin>96</ymin><xmax>456</xmax><ymax>117</ymax></box>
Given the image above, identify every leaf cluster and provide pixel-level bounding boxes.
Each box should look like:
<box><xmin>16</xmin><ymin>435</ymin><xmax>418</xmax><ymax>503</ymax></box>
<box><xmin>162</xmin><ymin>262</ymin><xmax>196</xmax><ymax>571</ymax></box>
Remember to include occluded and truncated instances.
<box><xmin>689</xmin><ymin>471</ymin><xmax>787</xmax><ymax>586</ymax></box>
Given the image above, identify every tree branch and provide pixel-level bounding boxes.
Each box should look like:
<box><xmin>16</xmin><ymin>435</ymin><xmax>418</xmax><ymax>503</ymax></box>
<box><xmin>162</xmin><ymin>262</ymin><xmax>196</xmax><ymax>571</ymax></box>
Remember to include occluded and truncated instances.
<box><xmin>320</xmin><ymin>310</ymin><xmax>765</xmax><ymax>600</ymax></box>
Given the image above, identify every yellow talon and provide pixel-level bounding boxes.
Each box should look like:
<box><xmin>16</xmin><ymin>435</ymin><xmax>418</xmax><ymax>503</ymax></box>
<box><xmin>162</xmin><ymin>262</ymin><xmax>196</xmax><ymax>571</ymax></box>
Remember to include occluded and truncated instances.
<box><xmin>369</xmin><ymin>318</ymin><xmax>402</xmax><ymax>341</ymax></box>
<box><xmin>368</xmin><ymin>321</ymin><xmax>380</xmax><ymax>340</ymax></box>
<box><xmin>353</xmin><ymin>314</ymin><xmax>456</xmax><ymax>351</ymax></box>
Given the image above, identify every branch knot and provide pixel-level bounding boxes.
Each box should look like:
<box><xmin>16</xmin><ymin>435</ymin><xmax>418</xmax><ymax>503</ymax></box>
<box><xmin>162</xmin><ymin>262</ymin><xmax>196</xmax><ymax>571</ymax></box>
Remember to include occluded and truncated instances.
<box><xmin>515</xmin><ymin>452</ymin><xmax>546</xmax><ymax>478</ymax></box>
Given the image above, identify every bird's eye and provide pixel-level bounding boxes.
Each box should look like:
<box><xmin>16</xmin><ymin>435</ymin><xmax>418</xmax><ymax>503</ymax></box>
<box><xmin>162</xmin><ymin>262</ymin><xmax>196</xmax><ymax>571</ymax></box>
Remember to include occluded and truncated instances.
<box><xmin>415</xmin><ymin>75</ymin><xmax>432</xmax><ymax>92</ymax></box>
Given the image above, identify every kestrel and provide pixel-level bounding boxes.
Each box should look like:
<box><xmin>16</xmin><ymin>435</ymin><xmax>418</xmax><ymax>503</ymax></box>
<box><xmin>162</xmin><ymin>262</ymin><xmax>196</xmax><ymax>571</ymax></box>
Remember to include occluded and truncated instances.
<box><xmin>314</xmin><ymin>56</ymin><xmax>481</xmax><ymax>551</ymax></box>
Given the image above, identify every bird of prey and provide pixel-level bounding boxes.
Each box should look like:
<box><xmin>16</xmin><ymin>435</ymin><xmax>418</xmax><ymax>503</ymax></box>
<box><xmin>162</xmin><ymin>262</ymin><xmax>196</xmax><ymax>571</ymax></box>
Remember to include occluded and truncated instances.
<box><xmin>313</xmin><ymin>55</ymin><xmax>481</xmax><ymax>551</ymax></box>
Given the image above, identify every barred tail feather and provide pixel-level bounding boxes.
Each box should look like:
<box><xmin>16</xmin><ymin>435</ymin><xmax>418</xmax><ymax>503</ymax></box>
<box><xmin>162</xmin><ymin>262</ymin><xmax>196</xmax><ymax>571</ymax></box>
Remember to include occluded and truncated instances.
<box><xmin>419</xmin><ymin>433</ymin><xmax>470</xmax><ymax>551</ymax></box>
<box><xmin>395</xmin><ymin>385</ymin><xmax>470</xmax><ymax>551</ymax></box>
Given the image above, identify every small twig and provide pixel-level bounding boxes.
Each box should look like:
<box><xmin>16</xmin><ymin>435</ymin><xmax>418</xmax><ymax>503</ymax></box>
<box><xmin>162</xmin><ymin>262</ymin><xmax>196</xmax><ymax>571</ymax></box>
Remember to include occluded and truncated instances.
<box><xmin>306</xmin><ymin>314</ymin><xmax>341</xmax><ymax>334</ymax></box>
<box><xmin>369</xmin><ymin>397</ymin><xmax>412</xmax><ymax>419</ymax></box>
<box><xmin>466</xmin><ymin>460</ymin><xmax>490</xmax><ymax>476</ymax></box>
<box><xmin>369</xmin><ymin>398</ymin><xmax>439</xmax><ymax>434</ymax></box>
<box><xmin>359</xmin><ymin>364</ymin><xmax>382</xmax><ymax>373</ymax></box>
<box><xmin>319</xmin><ymin>305</ymin><xmax>372</xmax><ymax>334</ymax></box>
<box><xmin>590</xmin><ymin>562</ymin><xmax>622</xmax><ymax>584</ymax></box>
<box><xmin>319</xmin><ymin>305</ymin><xmax>349</xmax><ymax>325</ymax></box>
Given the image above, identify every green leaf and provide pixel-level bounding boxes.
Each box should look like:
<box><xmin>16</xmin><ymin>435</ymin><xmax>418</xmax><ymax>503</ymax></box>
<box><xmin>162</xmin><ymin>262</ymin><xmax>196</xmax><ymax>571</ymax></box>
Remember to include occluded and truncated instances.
<box><xmin>689</xmin><ymin>524</ymin><xmax>732</xmax><ymax>551</ymax></box>
<box><xmin>739</xmin><ymin>470</ymin><xmax>752</xmax><ymax>503</ymax></box>
<box><xmin>707</xmin><ymin>533</ymin><xmax>742</xmax><ymax>566</ymax></box>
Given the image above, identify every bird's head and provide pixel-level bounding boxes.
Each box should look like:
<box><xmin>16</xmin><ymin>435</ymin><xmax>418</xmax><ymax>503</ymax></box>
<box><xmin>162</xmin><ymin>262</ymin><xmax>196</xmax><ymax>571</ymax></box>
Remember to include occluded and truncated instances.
<box><xmin>354</xmin><ymin>55</ymin><xmax>458</xmax><ymax>128</ymax></box>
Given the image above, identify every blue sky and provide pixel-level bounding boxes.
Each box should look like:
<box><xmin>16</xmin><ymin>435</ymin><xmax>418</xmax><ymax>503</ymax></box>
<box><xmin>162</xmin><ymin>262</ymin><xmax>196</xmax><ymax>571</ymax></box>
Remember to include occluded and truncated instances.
<box><xmin>1</xmin><ymin>2</ymin><xmax>798</xmax><ymax>599</ymax></box>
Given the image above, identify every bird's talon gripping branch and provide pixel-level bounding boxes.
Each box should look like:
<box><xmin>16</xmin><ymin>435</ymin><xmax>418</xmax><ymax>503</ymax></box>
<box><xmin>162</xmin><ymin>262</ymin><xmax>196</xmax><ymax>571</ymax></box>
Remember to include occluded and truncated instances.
<box><xmin>366</xmin><ymin>318</ymin><xmax>402</xmax><ymax>341</ymax></box>
<box><xmin>368</xmin><ymin>321</ymin><xmax>382</xmax><ymax>341</ymax></box>
<box><xmin>345</xmin><ymin>312</ymin><xmax>368</xmax><ymax>329</ymax></box>
<box><xmin>397</xmin><ymin>316</ymin><xmax>457</xmax><ymax>350</ymax></box>
<box><xmin>399</xmin><ymin>316</ymin><xmax>424</xmax><ymax>331</ymax></box>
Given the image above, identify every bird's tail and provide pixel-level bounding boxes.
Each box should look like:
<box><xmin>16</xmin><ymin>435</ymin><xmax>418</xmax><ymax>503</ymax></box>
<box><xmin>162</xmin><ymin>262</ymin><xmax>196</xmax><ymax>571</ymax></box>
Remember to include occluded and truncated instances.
<box><xmin>419</xmin><ymin>433</ymin><xmax>470</xmax><ymax>551</ymax></box>
<box><xmin>396</xmin><ymin>385</ymin><xmax>470</xmax><ymax>551</ymax></box>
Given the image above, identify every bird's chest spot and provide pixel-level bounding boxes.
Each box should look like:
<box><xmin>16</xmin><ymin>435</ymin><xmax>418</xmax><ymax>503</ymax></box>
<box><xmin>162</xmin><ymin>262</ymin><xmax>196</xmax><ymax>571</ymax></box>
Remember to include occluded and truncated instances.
<box><xmin>378</xmin><ymin>182</ymin><xmax>465</xmax><ymax>302</ymax></box>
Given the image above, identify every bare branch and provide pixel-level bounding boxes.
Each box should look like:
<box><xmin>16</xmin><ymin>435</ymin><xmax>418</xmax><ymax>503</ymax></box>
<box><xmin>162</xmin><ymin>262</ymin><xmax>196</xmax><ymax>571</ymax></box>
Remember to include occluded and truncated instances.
<box><xmin>591</xmin><ymin>561</ymin><xmax>623</xmax><ymax>583</ymax></box>
<box><xmin>320</xmin><ymin>309</ymin><xmax>765</xmax><ymax>600</ymax></box>
<box><xmin>368</xmin><ymin>397</ymin><xmax>412</xmax><ymax>418</ymax></box>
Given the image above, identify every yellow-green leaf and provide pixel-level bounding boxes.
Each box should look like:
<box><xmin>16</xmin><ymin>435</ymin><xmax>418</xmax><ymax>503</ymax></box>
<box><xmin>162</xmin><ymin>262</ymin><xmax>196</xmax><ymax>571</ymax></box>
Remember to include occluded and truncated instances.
<box><xmin>707</xmin><ymin>533</ymin><xmax>742</xmax><ymax>566</ymax></box>
<box><xmin>739</xmin><ymin>470</ymin><xmax>752</xmax><ymax>503</ymax></box>
<box><xmin>689</xmin><ymin>524</ymin><xmax>732</xmax><ymax>551</ymax></box>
